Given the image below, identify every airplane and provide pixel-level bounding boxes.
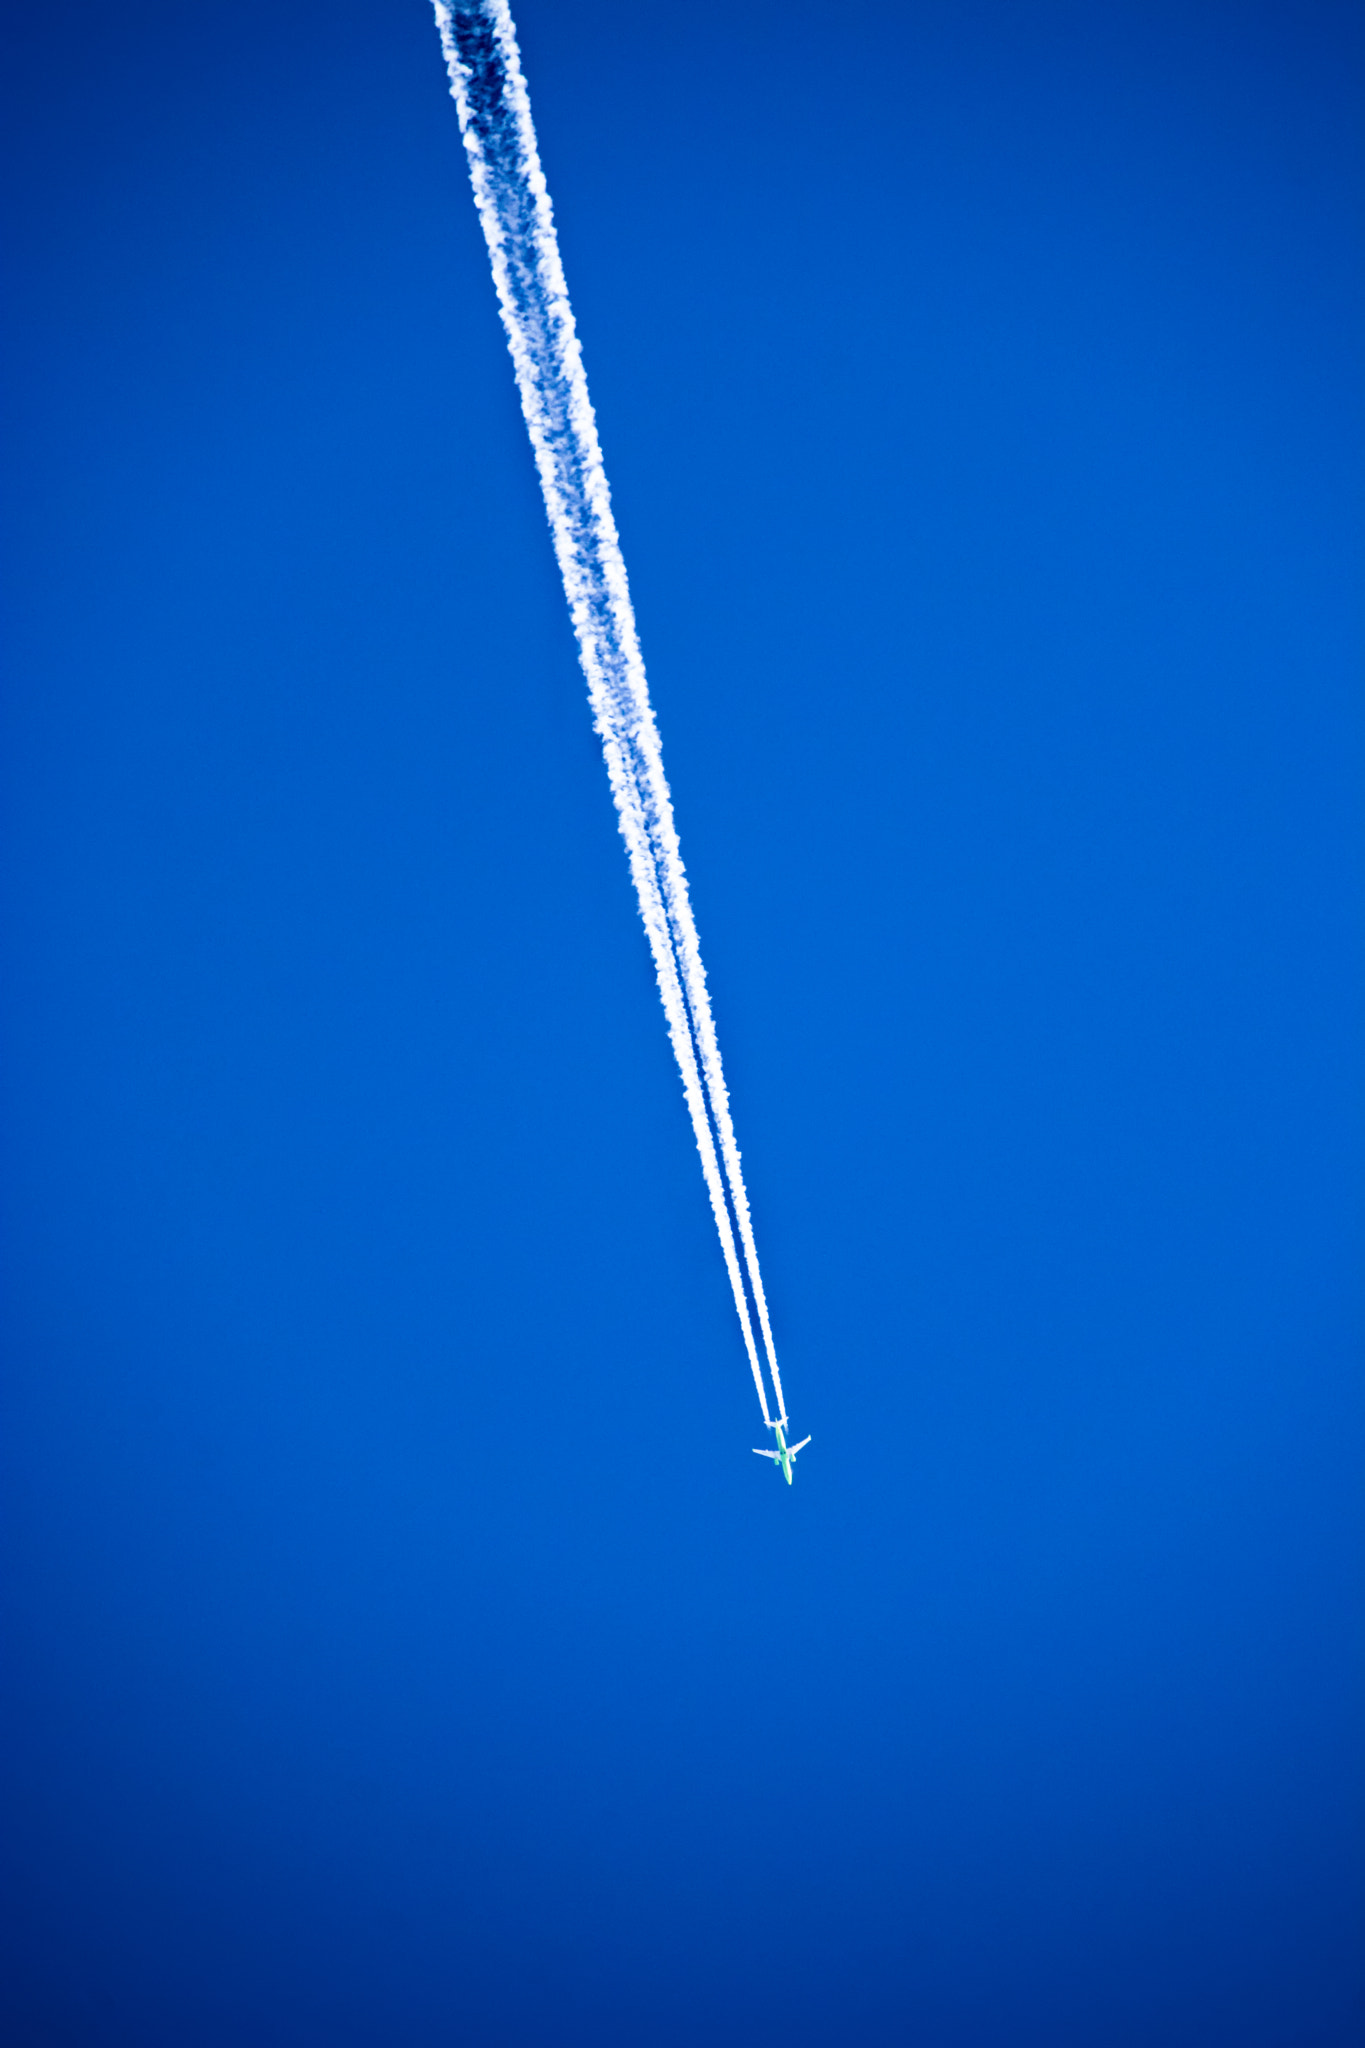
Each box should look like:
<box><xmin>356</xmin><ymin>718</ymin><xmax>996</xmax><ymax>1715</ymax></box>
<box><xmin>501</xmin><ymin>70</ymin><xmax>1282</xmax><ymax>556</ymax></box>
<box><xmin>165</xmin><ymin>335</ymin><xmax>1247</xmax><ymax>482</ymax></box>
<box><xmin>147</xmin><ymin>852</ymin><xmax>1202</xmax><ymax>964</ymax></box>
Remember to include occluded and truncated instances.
<box><xmin>752</xmin><ymin>1421</ymin><xmax>811</xmax><ymax>1485</ymax></box>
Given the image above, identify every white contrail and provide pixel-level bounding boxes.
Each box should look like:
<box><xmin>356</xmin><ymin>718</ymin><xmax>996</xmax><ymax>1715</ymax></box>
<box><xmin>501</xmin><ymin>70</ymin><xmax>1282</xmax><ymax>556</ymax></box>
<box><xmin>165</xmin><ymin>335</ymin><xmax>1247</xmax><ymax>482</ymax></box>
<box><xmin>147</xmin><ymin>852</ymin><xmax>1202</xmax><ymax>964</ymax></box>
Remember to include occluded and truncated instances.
<box><xmin>432</xmin><ymin>0</ymin><xmax>790</xmax><ymax>1431</ymax></box>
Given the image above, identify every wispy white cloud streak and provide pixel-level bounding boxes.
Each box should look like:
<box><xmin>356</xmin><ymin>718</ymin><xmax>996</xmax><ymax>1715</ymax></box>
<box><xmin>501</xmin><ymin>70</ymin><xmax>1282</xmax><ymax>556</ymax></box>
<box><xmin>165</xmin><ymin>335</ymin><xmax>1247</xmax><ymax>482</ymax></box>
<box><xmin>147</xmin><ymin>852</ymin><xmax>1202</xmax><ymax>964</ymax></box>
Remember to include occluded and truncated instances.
<box><xmin>433</xmin><ymin>0</ymin><xmax>788</xmax><ymax>1429</ymax></box>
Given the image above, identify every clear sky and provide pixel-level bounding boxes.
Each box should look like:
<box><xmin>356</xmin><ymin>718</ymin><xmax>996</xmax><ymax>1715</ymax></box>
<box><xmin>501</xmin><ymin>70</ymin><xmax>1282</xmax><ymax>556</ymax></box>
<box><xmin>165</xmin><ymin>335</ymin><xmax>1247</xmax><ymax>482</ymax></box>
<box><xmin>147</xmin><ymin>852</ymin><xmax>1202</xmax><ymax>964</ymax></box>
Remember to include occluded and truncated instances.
<box><xmin>2</xmin><ymin>3</ymin><xmax>1361</xmax><ymax>2043</ymax></box>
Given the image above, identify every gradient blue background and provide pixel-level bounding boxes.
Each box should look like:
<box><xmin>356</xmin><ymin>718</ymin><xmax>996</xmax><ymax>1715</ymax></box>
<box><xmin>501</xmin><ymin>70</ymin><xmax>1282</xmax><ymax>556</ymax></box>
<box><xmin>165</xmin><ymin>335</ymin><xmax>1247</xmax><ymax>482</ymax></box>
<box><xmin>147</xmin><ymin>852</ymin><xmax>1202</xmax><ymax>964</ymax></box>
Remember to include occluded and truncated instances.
<box><xmin>2</xmin><ymin>3</ymin><xmax>1361</xmax><ymax>2042</ymax></box>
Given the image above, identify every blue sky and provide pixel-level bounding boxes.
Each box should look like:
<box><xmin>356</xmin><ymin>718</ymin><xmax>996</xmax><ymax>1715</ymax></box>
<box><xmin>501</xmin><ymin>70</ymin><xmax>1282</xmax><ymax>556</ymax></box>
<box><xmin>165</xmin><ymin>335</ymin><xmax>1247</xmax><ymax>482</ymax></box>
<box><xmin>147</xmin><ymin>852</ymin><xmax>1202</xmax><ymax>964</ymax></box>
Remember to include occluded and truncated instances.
<box><xmin>2</xmin><ymin>4</ymin><xmax>1361</xmax><ymax>2043</ymax></box>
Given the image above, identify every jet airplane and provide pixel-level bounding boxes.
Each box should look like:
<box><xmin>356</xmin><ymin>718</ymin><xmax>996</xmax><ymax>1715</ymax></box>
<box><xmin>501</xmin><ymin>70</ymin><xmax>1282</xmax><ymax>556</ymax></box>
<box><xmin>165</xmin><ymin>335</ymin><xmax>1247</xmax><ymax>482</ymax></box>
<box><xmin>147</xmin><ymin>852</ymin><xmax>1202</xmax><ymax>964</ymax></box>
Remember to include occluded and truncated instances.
<box><xmin>753</xmin><ymin>1421</ymin><xmax>811</xmax><ymax>1485</ymax></box>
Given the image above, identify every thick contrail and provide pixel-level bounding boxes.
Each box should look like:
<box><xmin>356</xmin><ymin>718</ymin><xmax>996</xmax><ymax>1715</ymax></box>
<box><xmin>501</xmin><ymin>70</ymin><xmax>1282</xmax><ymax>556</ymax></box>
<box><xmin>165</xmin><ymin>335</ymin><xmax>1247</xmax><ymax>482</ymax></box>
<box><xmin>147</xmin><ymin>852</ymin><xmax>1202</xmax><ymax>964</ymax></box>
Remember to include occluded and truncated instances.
<box><xmin>432</xmin><ymin>0</ymin><xmax>790</xmax><ymax>1434</ymax></box>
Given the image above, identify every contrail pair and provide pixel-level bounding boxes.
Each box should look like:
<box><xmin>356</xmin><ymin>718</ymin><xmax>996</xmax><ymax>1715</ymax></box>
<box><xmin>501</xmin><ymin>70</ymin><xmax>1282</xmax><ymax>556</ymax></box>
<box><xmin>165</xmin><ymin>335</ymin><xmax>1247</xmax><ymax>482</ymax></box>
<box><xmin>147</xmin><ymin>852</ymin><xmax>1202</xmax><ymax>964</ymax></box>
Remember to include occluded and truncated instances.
<box><xmin>432</xmin><ymin>1</ymin><xmax>791</xmax><ymax>1438</ymax></box>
